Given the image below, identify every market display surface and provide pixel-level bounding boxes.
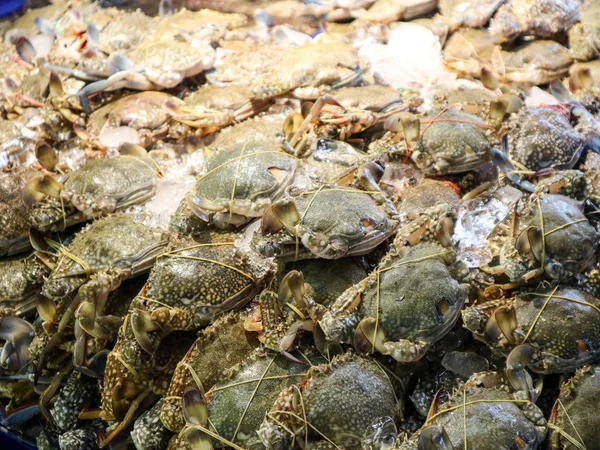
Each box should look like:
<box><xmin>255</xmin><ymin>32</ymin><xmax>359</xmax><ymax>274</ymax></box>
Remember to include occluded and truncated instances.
<box><xmin>1</xmin><ymin>0</ymin><xmax>600</xmax><ymax>449</ymax></box>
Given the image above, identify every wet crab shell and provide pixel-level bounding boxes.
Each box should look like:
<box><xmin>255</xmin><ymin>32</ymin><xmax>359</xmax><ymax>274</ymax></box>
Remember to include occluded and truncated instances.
<box><xmin>548</xmin><ymin>365</ymin><xmax>600</xmax><ymax>450</ymax></box>
<box><xmin>258</xmin><ymin>351</ymin><xmax>401</xmax><ymax>450</ymax></box>
<box><xmin>320</xmin><ymin>244</ymin><xmax>468</xmax><ymax>361</ymax></box>
<box><xmin>463</xmin><ymin>286</ymin><xmax>600</xmax><ymax>374</ymax></box>
<box><xmin>253</xmin><ymin>187</ymin><xmax>398</xmax><ymax>261</ymax></box>
<box><xmin>41</xmin><ymin>213</ymin><xmax>168</xmax><ymax>299</ymax></box>
<box><xmin>408</xmin><ymin>109</ymin><xmax>492</xmax><ymax>176</ymax></box>
<box><xmin>401</xmin><ymin>387</ymin><xmax>546</xmax><ymax>450</ymax></box>
<box><xmin>30</xmin><ymin>155</ymin><xmax>158</xmax><ymax>232</ymax></box>
<box><xmin>189</xmin><ymin>143</ymin><xmax>299</xmax><ymax>228</ymax></box>
<box><xmin>160</xmin><ymin>310</ymin><xmax>262</xmax><ymax>433</ymax></box>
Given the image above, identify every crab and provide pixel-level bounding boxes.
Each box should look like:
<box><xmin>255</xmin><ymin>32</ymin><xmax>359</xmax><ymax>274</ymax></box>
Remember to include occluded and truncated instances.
<box><xmin>165</xmin><ymin>84</ymin><xmax>272</xmax><ymax>137</ymax></box>
<box><xmin>399</xmin><ymin>381</ymin><xmax>547</xmax><ymax>450</ymax></box>
<box><xmin>83</xmin><ymin>91</ymin><xmax>187</xmax><ymax>148</ymax></box>
<box><xmin>393</xmin><ymin>178</ymin><xmax>461</xmax><ymax>249</ymax></box>
<box><xmin>173</xmin><ymin>350</ymin><xmax>321</xmax><ymax>450</ymax></box>
<box><xmin>319</xmin><ymin>244</ymin><xmax>468</xmax><ymax>362</ymax></box>
<box><xmin>25</xmin><ymin>152</ymin><xmax>159</xmax><ymax>232</ymax></box>
<box><xmin>0</xmin><ymin>255</ymin><xmax>49</xmax><ymax>317</ymax></box>
<box><xmin>438</xmin><ymin>0</ymin><xmax>505</xmax><ymax>28</ymax></box>
<box><xmin>1</xmin><ymin>166</ymin><xmax>40</xmax><ymax>257</ymax></box>
<box><xmin>462</xmin><ymin>285</ymin><xmax>600</xmax><ymax>374</ymax></box>
<box><xmin>149</xmin><ymin>8</ymin><xmax>247</xmax><ymax>46</ymax></box>
<box><xmin>285</xmin><ymin>86</ymin><xmax>411</xmax><ymax>154</ymax></box>
<box><xmin>75</xmin><ymin>37</ymin><xmax>215</xmax><ymax>112</ymax></box>
<box><xmin>547</xmin><ymin>365</ymin><xmax>600</xmax><ymax>450</ymax></box>
<box><xmin>98</xmin><ymin>330</ymin><xmax>195</xmax><ymax>448</ymax></box>
<box><xmin>251</xmin><ymin>41</ymin><xmax>370</xmax><ymax>99</ymax></box>
<box><xmin>567</xmin><ymin>60</ymin><xmax>600</xmax><ymax>109</ymax></box>
<box><xmin>258</xmin><ymin>351</ymin><xmax>402</xmax><ymax>450</ymax></box>
<box><xmin>160</xmin><ymin>308</ymin><xmax>263</xmax><ymax>433</ymax></box>
<box><xmin>568</xmin><ymin>0</ymin><xmax>600</xmax><ymax>62</ymax></box>
<box><xmin>377</xmin><ymin>108</ymin><xmax>493</xmax><ymax>176</ymax></box>
<box><xmin>501</xmin><ymin>105</ymin><xmax>596</xmax><ymax>173</ymax></box>
<box><xmin>186</xmin><ymin>140</ymin><xmax>299</xmax><ymax>229</ymax></box>
<box><xmin>489</xmin><ymin>0</ymin><xmax>580</xmax><ymax>43</ymax></box>
<box><xmin>206</xmin><ymin>42</ymin><xmax>289</xmax><ymax>87</ymax></box>
<box><xmin>37</xmin><ymin>213</ymin><xmax>169</xmax><ymax>369</ymax></box>
<box><xmin>443</xmin><ymin>29</ymin><xmax>573</xmax><ymax>86</ymax></box>
<box><xmin>490</xmin><ymin>194</ymin><xmax>598</xmax><ymax>283</ymax></box>
<box><xmin>124</xmin><ymin>231</ymin><xmax>276</xmax><ymax>361</ymax></box>
<box><xmin>253</xmin><ymin>186</ymin><xmax>398</xmax><ymax>261</ymax></box>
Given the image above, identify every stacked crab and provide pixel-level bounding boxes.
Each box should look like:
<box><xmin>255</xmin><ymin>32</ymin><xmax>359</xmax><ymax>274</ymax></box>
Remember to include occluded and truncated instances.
<box><xmin>2</xmin><ymin>1</ymin><xmax>600</xmax><ymax>450</ymax></box>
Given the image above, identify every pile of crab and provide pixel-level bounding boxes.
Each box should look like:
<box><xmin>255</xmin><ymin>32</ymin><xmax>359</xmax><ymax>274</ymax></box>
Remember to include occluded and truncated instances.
<box><xmin>2</xmin><ymin>0</ymin><xmax>600</xmax><ymax>450</ymax></box>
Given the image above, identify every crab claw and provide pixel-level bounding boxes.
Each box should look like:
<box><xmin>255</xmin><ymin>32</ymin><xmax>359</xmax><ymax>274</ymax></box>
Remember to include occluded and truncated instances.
<box><xmin>354</xmin><ymin>317</ymin><xmax>386</xmax><ymax>355</ymax></box>
<box><xmin>0</xmin><ymin>317</ymin><xmax>34</xmax><ymax>371</ymax></box>
<box><xmin>418</xmin><ymin>425</ymin><xmax>454</xmax><ymax>450</ymax></box>
<box><xmin>282</xmin><ymin>112</ymin><xmax>304</xmax><ymax>142</ymax></box>
<box><xmin>183</xmin><ymin>387</ymin><xmax>213</xmax><ymax>450</ymax></box>
<box><xmin>278</xmin><ymin>270</ymin><xmax>305</xmax><ymax>306</ymax></box>
<box><xmin>261</xmin><ymin>199</ymin><xmax>301</xmax><ymax>234</ymax></box>
<box><xmin>314</xmin><ymin>322</ymin><xmax>343</xmax><ymax>359</ymax></box>
<box><xmin>357</xmin><ymin>162</ymin><xmax>384</xmax><ymax>192</ymax></box>
<box><xmin>119</xmin><ymin>142</ymin><xmax>148</xmax><ymax>158</ymax></box>
<box><xmin>481</xmin><ymin>67</ymin><xmax>499</xmax><ymax>90</ymax></box>
<box><xmin>35</xmin><ymin>296</ymin><xmax>57</xmax><ymax>323</ymax></box>
<box><xmin>515</xmin><ymin>226</ymin><xmax>544</xmax><ymax>263</ymax></box>
<box><xmin>491</xmin><ymin>137</ymin><xmax>535</xmax><ymax>193</ymax></box>
<box><xmin>506</xmin><ymin>344</ymin><xmax>538</xmax><ymax>400</ymax></box>
<box><xmin>35</xmin><ymin>141</ymin><xmax>58</xmax><ymax>172</ymax></box>
<box><xmin>385</xmin><ymin>113</ymin><xmax>420</xmax><ymax>144</ymax></box>
<box><xmin>489</xmin><ymin>94</ymin><xmax>523</xmax><ymax>122</ymax></box>
<box><xmin>131</xmin><ymin>306</ymin><xmax>160</xmax><ymax>355</ymax></box>
<box><xmin>22</xmin><ymin>175</ymin><xmax>62</xmax><ymax>207</ymax></box>
<box><xmin>14</xmin><ymin>36</ymin><xmax>37</xmax><ymax>65</ymax></box>
<box><xmin>484</xmin><ymin>305</ymin><xmax>518</xmax><ymax>345</ymax></box>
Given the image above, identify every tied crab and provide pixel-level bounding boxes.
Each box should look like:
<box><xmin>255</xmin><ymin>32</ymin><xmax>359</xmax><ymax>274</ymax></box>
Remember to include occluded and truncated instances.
<box><xmin>24</xmin><ymin>149</ymin><xmax>160</xmax><ymax>232</ymax></box>
<box><xmin>253</xmin><ymin>185</ymin><xmax>398</xmax><ymax>261</ymax></box>
<box><xmin>124</xmin><ymin>231</ymin><xmax>276</xmax><ymax>361</ymax></box>
<box><xmin>319</xmin><ymin>243</ymin><xmax>469</xmax><ymax>362</ymax></box>
<box><xmin>35</xmin><ymin>213</ymin><xmax>168</xmax><ymax>371</ymax></box>
<box><xmin>399</xmin><ymin>374</ymin><xmax>547</xmax><ymax>450</ymax></box>
<box><xmin>257</xmin><ymin>351</ymin><xmax>402</xmax><ymax>450</ymax></box>
<box><xmin>186</xmin><ymin>139</ymin><xmax>299</xmax><ymax>229</ymax></box>
<box><xmin>251</xmin><ymin>41</ymin><xmax>370</xmax><ymax>100</ymax></box>
<box><xmin>462</xmin><ymin>285</ymin><xmax>600</xmax><ymax>375</ymax></box>
<box><xmin>372</xmin><ymin>108</ymin><xmax>494</xmax><ymax>176</ymax></box>
<box><xmin>170</xmin><ymin>350</ymin><xmax>321</xmax><ymax>450</ymax></box>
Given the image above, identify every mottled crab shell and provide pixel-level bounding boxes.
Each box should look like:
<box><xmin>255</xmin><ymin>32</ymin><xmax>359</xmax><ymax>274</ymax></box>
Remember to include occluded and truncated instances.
<box><xmin>548</xmin><ymin>365</ymin><xmax>600</xmax><ymax>450</ymax></box>
<box><xmin>402</xmin><ymin>387</ymin><xmax>546</xmax><ymax>450</ymax></box>
<box><xmin>160</xmin><ymin>310</ymin><xmax>262</xmax><ymax>433</ymax></box>
<box><xmin>409</xmin><ymin>109</ymin><xmax>491</xmax><ymax>175</ymax></box>
<box><xmin>254</xmin><ymin>187</ymin><xmax>398</xmax><ymax>261</ymax></box>
<box><xmin>30</xmin><ymin>155</ymin><xmax>158</xmax><ymax>232</ymax></box>
<box><xmin>189</xmin><ymin>142</ymin><xmax>298</xmax><ymax>227</ymax></box>
<box><xmin>0</xmin><ymin>256</ymin><xmax>47</xmax><ymax>315</ymax></box>
<box><xmin>206</xmin><ymin>351</ymin><xmax>317</xmax><ymax>449</ymax></box>
<box><xmin>258</xmin><ymin>351</ymin><xmax>401</xmax><ymax>450</ymax></box>
<box><xmin>320</xmin><ymin>244</ymin><xmax>468</xmax><ymax>361</ymax></box>
<box><xmin>506</xmin><ymin>107</ymin><xmax>586</xmax><ymax>172</ymax></box>
<box><xmin>86</xmin><ymin>91</ymin><xmax>179</xmax><ymax>142</ymax></box>
<box><xmin>41</xmin><ymin>213</ymin><xmax>167</xmax><ymax>299</ymax></box>
<box><xmin>0</xmin><ymin>167</ymin><xmax>39</xmax><ymax>257</ymax></box>
<box><xmin>463</xmin><ymin>286</ymin><xmax>600</xmax><ymax>374</ymax></box>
